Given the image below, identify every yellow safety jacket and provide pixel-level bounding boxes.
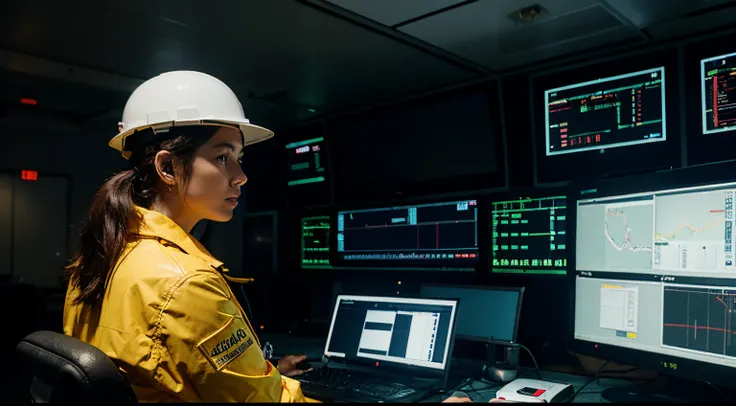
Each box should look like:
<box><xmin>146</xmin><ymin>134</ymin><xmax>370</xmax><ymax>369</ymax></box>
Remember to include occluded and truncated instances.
<box><xmin>63</xmin><ymin>206</ymin><xmax>308</xmax><ymax>402</ymax></box>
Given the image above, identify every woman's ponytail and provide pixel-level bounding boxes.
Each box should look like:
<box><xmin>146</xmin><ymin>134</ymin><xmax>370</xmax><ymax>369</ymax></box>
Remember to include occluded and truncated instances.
<box><xmin>65</xmin><ymin>169</ymin><xmax>140</xmax><ymax>305</ymax></box>
<box><xmin>65</xmin><ymin>126</ymin><xmax>219</xmax><ymax>307</ymax></box>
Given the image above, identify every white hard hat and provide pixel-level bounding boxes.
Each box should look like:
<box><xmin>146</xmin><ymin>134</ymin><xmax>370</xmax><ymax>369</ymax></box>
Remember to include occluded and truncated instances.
<box><xmin>110</xmin><ymin>71</ymin><xmax>273</xmax><ymax>159</ymax></box>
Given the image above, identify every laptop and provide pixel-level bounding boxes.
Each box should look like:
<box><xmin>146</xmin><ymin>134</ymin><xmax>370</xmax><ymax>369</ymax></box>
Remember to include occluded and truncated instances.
<box><xmin>296</xmin><ymin>294</ymin><xmax>459</xmax><ymax>403</ymax></box>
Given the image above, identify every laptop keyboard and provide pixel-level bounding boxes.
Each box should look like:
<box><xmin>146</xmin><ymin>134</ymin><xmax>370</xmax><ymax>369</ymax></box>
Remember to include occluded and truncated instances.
<box><xmin>298</xmin><ymin>367</ymin><xmax>418</xmax><ymax>400</ymax></box>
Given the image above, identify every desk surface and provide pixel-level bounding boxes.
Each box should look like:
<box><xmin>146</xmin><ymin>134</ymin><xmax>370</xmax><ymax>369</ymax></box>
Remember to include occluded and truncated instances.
<box><xmin>261</xmin><ymin>333</ymin><xmax>641</xmax><ymax>403</ymax></box>
<box><xmin>425</xmin><ymin>368</ymin><xmax>619</xmax><ymax>403</ymax></box>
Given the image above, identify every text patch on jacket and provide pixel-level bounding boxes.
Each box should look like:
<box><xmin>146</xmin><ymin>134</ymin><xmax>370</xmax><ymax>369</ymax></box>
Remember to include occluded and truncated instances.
<box><xmin>197</xmin><ymin>316</ymin><xmax>255</xmax><ymax>371</ymax></box>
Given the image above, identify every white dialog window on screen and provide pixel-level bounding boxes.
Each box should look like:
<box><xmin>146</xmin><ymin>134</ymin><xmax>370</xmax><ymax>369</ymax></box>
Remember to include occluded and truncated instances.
<box><xmin>404</xmin><ymin>312</ymin><xmax>440</xmax><ymax>362</ymax></box>
<box><xmin>600</xmin><ymin>284</ymin><xmax>639</xmax><ymax>333</ymax></box>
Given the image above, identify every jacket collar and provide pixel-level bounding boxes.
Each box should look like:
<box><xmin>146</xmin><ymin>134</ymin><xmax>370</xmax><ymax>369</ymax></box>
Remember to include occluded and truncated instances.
<box><xmin>134</xmin><ymin>206</ymin><xmax>224</xmax><ymax>269</ymax></box>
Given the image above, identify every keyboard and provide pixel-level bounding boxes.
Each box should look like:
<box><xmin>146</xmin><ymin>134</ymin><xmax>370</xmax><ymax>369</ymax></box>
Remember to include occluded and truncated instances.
<box><xmin>298</xmin><ymin>367</ymin><xmax>420</xmax><ymax>401</ymax></box>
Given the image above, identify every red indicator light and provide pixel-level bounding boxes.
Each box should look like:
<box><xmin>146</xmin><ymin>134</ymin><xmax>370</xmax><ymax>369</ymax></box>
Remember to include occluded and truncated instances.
<box><xmin>375</xmin><ymin>362</ymin><xmax>379</xmax><ymax>367</ymax></box>
<box><xmin>21</xmin><ymin>170</ymin><xmax>38</xmax><ymax>181</ymax></box>
<box><xmin>20</xmin><ymin>98</ymin><xmax>38</xmax><ymax>106</ymax></box>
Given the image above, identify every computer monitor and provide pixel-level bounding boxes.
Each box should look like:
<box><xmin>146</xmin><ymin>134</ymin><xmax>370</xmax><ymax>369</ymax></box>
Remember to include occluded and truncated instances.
<box><xmin>334</xmin><ymin>199</ymin><xmax>479</xmax><ymax>270</ymax></box>
<box><xmin>491</xmin><ymin>195</ymin><xmax>568</xmax><ymax>275</ymax></box>
<box><xmin>701</xmin><ymin>51</ymin><xmax>736</xmax><ymax>134</ymax></box>
<box><xmin>545</xmin><ymin>67</ymin><xmax>666</xmax><ymax>156</ymax></box>
<box><xmin>420</xmin><ymin>285</ymin><xmax>524</xmax><ymax>344</ymax></box>
<box><xmin>301</xmin><ymin>216</ymin><xmax>331</xmax><ymax>269</ymax></box>
<box><xmin>324</xmin><ymin>295</ymin><xmax>458</xmax><ymax>377</ymax></box>
<box><xmin>574</xmin><ymin>177</ymin><xmax>736</xmax><ymax>390</ymax></box>
<box><xmin>286</xmin><ymin>136</ymin><xmax>327</xmax><ymax>187</ymax></box>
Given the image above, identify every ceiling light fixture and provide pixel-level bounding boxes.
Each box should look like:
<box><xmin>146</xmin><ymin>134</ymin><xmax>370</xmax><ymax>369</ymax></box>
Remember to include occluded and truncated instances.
<box><xmin>507</xmin><ymin>4</ymin><xmax>547</xmax><ymax>24</ymax></box>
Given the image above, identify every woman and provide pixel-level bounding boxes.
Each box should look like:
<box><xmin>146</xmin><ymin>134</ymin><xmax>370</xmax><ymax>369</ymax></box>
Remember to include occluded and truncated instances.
<box><xmin>63</xmin><ymin>71</ymin><xmax>311</xmax><ymax>402</ymax></box>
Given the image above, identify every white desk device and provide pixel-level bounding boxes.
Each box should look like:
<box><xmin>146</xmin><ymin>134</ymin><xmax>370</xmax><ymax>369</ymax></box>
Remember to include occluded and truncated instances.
<box><xmin>496</xmin><ymin>378</ymin><xmax>574</xmax><ymax>403</ymax></box>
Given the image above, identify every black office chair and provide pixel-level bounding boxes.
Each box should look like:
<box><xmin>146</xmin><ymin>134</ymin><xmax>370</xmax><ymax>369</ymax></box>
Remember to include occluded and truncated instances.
<box><xmin>16</xmin><ymin>331</ymin><xmax>137</xmax><ymax>403</ymax></box>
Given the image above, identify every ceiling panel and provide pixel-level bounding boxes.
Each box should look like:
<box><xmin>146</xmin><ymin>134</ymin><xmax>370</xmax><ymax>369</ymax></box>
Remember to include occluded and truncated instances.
<box><xmin>0</xmin><ymin>0</ymin><xmax>478</xmax><ymax>129</ymax></box>
<box><xmin>603</xmin><ymin>0</ymin><xmax>734</xmax><ymax>28</ymax></box>
<box><xmin>398</xmin><ymin>0</ymin><xmax>637</xmax><ymax>71</ymax></box>
<box><xmin>324</xmin><ymin>0</ymin><xmax>467</xmax><ymax>26</ymax></box>
<box><xmin>495</xmin><ymin>27</ymin><xmax>640</xmax><ymax>71</ymax></box>
<box><xmin>644</xmin><ymin>5</ymin><xmax>736</xmax><ymax>41</ymax></box>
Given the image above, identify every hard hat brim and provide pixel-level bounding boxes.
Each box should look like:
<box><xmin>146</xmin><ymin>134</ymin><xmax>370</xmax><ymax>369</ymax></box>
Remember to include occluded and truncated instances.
<box><xmin>109</xmin><ymin>121</ymin><xmax>274</xmax><ymax>157</ymax></box>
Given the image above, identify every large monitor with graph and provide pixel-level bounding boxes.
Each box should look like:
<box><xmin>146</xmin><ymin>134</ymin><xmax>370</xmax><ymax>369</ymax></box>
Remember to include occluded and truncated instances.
<box><xmin>702</xmin><ymin>51</ymin><xmax>736</xmax><ymax>135</ymax></box>
<box><xmin>545</xmin><ymin>67</ymin><xmax>666</xmax><ymax>156</ymax></box>
<box><xmin>491</xmin><ymin>195</ymin><xmax>567</xmax><ymax>275</ymax></box>
<box><xmin>335</xmin><ymin>199</ymin><xmax>479</xmax><ymax>270</ymax></box>
<box><xmin>574</xmin><ymin>179</ymin><xmax>736</xmax><ymax>387</ymax></box>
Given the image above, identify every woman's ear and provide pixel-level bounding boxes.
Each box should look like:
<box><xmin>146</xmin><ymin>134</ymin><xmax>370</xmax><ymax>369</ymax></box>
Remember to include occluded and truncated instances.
<box><xmin>154</xmin><ymin>150</ymin><xmax>176</xmax><ymax>186</ymax></box>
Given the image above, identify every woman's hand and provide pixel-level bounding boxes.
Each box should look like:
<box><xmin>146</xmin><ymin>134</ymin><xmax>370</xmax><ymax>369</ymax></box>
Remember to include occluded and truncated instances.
<box><xmin>443</xmin><ymin>396</ymin><xmax>473</xmax><ymax>403</ymax></box>
<box><xmin>276</xmin><ymin>354</ymin><xmax>313</xmax><ymax>377</ymax></box>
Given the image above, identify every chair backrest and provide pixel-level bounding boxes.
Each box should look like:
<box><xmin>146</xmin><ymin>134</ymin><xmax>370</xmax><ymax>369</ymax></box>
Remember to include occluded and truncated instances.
<box><xmin>16</xmin><ymin>331</ymin><xmax>137</xmax><ymax>403</ymax></box>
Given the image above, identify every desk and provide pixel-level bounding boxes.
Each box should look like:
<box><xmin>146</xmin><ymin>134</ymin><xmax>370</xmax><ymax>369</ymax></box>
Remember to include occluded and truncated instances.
<box><xmin>262</xmin><ymin>334</ymin><xmax>640</xmax><ymax>403</ymax></box>
<box><xmin>425</xmin><ymin>368</ymin><xmax>628</xmax><ymax>403</ymax></box>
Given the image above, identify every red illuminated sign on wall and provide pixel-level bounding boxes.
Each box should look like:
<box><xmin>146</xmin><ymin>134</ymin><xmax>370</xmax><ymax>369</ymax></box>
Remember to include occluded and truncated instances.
<box><xmin>21</xmin><ymin>170</ymin><xmax>38</xmax><ymax>181</ymax></box>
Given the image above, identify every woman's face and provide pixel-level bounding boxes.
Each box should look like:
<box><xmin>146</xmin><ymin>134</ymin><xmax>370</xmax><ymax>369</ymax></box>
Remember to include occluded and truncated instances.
<box><xmin>180</xmin><ymin>126</ymin><xmax>247</xmax><ymax>222</ymax></box>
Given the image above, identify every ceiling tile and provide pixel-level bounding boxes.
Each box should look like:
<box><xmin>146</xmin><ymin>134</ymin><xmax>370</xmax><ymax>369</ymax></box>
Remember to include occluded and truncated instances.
<box><xmin>644</xmin><ymin>5</ymin><xmax>736</xmax><ymax>40</ymax></box>
<box><xmin>398</xmin><ymin>0</ymin><xmax>629</xmax><ymax>70</ymax></box>
<box><xmin>603</xmin><ymin>0</ymin><xmax>734</xmax><ymax>28</ymax></box>
<box><xmin>324</xmin><ymin>0</ymin><xmax>467</xmax><ymax>26</ymax></box>
<box><xmin>493</xmin><ymin>27</ymin><xmax>640</xmax><ymax>71</ymax></box>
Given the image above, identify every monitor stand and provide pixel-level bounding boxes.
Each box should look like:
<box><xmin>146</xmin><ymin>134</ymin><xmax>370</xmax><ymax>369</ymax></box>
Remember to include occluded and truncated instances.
<box><xmin>482</xmin><ymin>344</ymin><xmax>519</xmax><ymax>384</ymax></box>
<box><xmin>600</xmin><ymin>378</ymin><xmax>726</xmax><ymax>403</ymax></box>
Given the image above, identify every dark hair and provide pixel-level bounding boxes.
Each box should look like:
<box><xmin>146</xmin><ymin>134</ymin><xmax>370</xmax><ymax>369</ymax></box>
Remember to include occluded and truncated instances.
<box><xmin>65</xmin><ymin>126</ymin><xmax>219</xmax><ymax>306</ymax></box>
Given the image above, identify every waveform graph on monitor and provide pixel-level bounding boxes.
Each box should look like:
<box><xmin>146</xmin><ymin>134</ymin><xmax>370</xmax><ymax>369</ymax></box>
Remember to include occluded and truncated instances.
<box><xmin>662</xmin><ymin>285</ymin><xmax>736</xmax><ymax>358</ymax></box>
<box><xmin>602</xmin><ymin>200</ymin><xmax>654</xmax><ymax>270</ymax></box>
<box><xmin>653</xmin><ymin>190</ymin><xmax>728</xmax><ymax>273</ymax></box>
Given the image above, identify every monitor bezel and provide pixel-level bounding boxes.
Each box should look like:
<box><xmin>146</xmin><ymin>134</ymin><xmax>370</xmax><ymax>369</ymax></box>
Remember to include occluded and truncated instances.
<box><xmin>544</xmin><ymin>66</ymin><xmax>667</xmax><ymax>157</ymax></box>
<box><xmin>329</xmin><ymin>195</ymin><xmax>483</xmax><ymax>271</ymax></box>
<box><xmin>323</xmin><ymin>294</ymin><xmax>459</xmax><ymax>381</ymax></box>
<box><xmin>420</xmin><ymin>283</ymin><xmax>525</xmax><ymax>346</ymax></box>
<box><xmin>700</xmin><ymin>50</ymin><xmax>736</xmax><ymax>136</ymax></box>
<box><xmin>531</xmin><ymin>48</ymin><xmax>681</xmax><ymax>185</ymax></box>
<box><xmin>487</xmin><ymin>186</ymin><xmax>574</xmax><ymax>278</ymax></box>
<box><xmin>569</xmin><ymin>160</ymin><xmax>736</xmax><ymax>389</ymax></box>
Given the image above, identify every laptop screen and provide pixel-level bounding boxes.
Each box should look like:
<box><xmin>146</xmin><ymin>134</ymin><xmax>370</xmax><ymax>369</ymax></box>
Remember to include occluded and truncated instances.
<box><xmin>323</xmin><ymin>295</ymin><xmax>458</xmax><ymax>371</ymax></box>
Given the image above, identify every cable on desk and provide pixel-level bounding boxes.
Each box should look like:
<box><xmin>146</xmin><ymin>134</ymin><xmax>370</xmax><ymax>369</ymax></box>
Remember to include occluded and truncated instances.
<box><xmin>594</xmin><ymin>361</ymin><xmax>611</xmax><ymax>387</ymax></box>
<box><xmin>698</xmin><ymin>380</ymin><xmax>729</xmax><ymax>402</ymax></box>
<box><xmin>517</xmin><ymin>344</ymin><xmax>542</xmax><ymax>380</ymax></box>
<box><xmin>466</xmin><ymin>380</ymin><xmax>501</xmax><ymax>400</ymax></box>
<box><xmin>565</xmin><ymin>360</ymin><xmax>610</xmax><ymax>402</ymax></box>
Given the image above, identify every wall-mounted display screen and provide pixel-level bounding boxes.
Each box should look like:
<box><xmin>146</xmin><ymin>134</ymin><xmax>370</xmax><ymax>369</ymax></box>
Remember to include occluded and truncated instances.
<box><xmin>336</xmin><ymin>199</ymin><xmax>479</xmax><ymax>270</ymax></box>
<box><xmin>286</xmin><ymin>137</ymin><xmax>327</xmax><ymax>187</ymax></box>
<box><xmin>702</xmin><ymin>51</ymin><xmax>736</xmax><ymax>135</ymax></box>
<box><xmin>545</xmin><ymin>67</ymin><xmax>666</xmax><ymax>156</ymax></box>
<box><xmin>301</xmin><ymin>216</ymin><xmax>331</xmax><ymax>269</ymax></box>
<box><xmin>491</xmin><ymin>195</ymin><xmax>567</xmax><ymax>275</ymax></box>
